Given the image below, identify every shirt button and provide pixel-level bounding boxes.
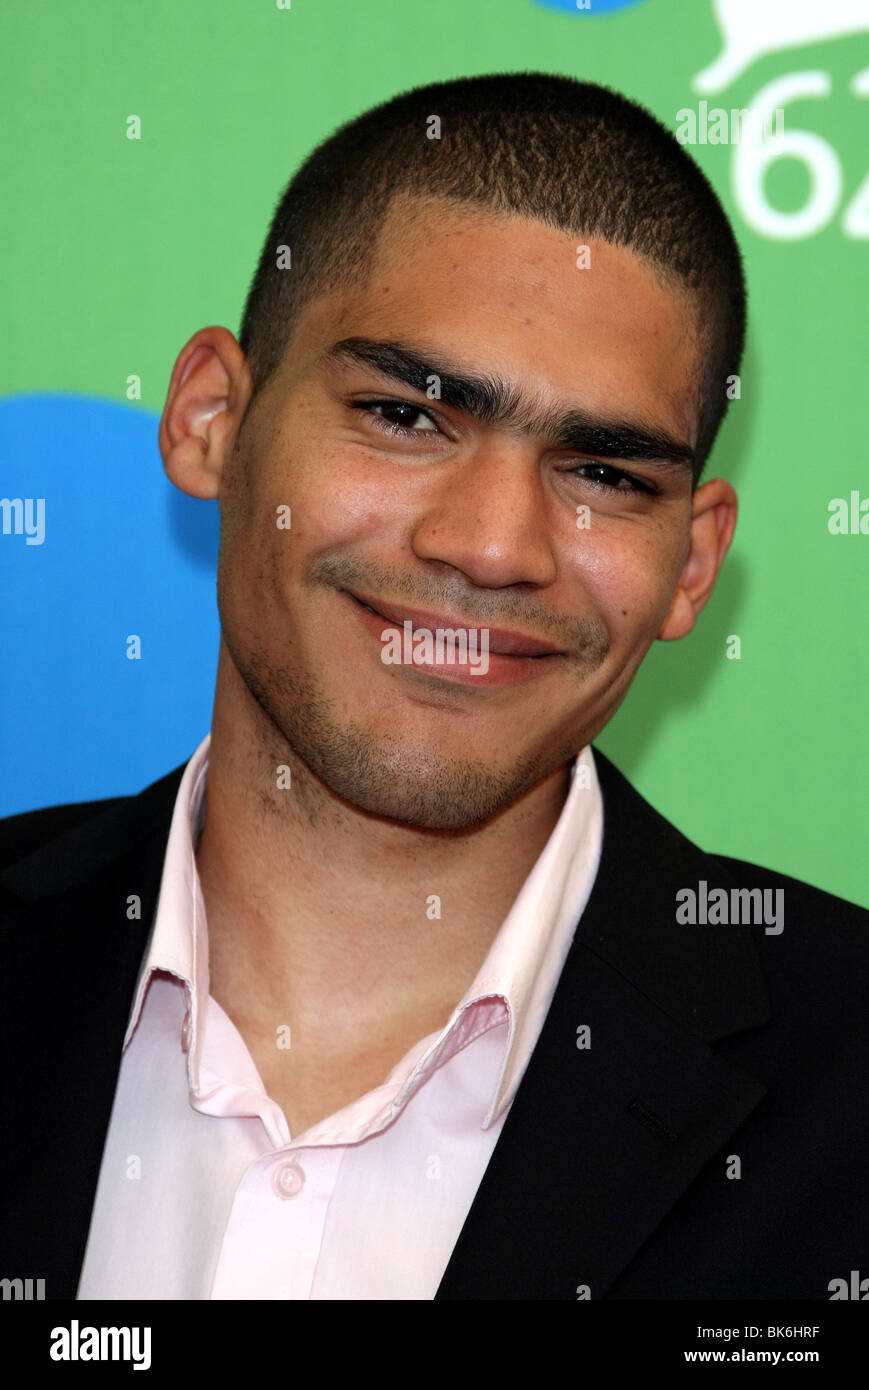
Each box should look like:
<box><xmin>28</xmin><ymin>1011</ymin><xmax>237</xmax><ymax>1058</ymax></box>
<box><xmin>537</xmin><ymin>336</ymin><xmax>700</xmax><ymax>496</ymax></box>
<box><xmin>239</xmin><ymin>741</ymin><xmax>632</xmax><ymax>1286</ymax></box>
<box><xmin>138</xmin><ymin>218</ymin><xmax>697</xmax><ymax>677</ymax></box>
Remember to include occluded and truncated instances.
<box><xmin>272</xmin><ymin>1158</ymin><xmax>305</xmax><ymax>1200</ymax></box>
<box><xmin>180</xmin><ymin>1010</ymin><xmax>191</xmax><ymax>1053</ymax></box>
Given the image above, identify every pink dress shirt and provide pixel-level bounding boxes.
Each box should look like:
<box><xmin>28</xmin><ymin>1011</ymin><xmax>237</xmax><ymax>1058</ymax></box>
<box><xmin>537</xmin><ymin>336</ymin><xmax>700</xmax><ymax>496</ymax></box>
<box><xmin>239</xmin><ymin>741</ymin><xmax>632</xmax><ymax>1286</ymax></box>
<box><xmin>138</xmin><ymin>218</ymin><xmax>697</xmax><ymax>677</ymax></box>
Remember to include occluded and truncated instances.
<box><xmin>76</xmin><ymin>733</ymin><xmax>603</xmax><ymax>1299</ymax></box>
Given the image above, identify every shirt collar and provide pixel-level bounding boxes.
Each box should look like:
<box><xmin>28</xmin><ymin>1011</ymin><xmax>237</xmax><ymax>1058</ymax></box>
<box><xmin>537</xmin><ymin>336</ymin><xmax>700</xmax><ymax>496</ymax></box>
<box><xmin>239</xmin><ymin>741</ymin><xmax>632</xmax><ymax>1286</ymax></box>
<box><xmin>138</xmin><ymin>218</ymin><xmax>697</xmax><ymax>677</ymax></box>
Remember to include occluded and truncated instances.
<box><xmin>125</xmin><ymin>732</ymin><xmax>602</xmax><ymax>1126</ymax></box>
<box><xmin>401</xmin><ymin>746</ymin><xmax>603</xmax><ymax>1125</ymax></box>
<box><xmin>124</xmin><ymin>732</ymin><xmax>211</xmax><ymax>1091</ymax></box>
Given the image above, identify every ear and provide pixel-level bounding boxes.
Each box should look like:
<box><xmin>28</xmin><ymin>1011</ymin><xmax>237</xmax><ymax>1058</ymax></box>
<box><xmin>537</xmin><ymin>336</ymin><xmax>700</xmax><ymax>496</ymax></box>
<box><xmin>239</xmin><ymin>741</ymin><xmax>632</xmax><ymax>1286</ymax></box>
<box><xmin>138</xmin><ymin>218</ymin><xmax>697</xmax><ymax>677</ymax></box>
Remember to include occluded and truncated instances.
<box><xmin>158</xmin><ymin>326</ymin><xmax>254</xmax><ymax>500</ymax></box>
<box><xmin>657</xmin><ymin>477</ymin><xmax>738</xmax><ymax>641</ymax></box>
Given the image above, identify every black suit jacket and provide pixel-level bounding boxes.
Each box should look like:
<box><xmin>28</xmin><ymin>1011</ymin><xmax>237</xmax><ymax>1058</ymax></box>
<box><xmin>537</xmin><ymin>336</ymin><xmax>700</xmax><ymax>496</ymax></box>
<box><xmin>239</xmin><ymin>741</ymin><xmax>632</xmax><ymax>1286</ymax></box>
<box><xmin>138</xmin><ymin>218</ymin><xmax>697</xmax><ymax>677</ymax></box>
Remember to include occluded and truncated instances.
<box><xmin>1</xmin><ymin>748</ymin><xmax>867</xmax><ymax>1301</ymax></box>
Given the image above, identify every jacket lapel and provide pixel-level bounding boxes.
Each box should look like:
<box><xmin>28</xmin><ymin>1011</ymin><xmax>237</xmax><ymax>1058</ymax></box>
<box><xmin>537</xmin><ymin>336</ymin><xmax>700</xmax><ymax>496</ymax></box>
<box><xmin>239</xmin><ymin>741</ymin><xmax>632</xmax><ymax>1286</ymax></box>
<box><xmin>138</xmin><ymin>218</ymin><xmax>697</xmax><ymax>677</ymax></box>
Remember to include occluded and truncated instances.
<box><xmin>0</xmin><ymin>761</ymin><xmax>188</xmax><ymax>1300</ymax></box>
<box><xmin>435</xmin><ymin>749</ymin><xmax>771</xmax><ymax>1299</ymax></box>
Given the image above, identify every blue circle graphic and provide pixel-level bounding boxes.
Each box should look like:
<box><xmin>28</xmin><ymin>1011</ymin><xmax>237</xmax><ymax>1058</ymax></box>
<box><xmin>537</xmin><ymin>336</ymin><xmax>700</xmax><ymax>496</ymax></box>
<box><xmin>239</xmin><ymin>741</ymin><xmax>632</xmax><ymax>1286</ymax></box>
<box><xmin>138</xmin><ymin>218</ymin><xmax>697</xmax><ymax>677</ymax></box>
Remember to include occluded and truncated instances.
<box><xmin>529</xmin><ymin>0</ymin><xmax>646</xmax><ymax>13</ymax></box>
<box><xmin>0</xmin><ymin>394</ymin><xmax>220</xmax><ymax>814</ymax></box>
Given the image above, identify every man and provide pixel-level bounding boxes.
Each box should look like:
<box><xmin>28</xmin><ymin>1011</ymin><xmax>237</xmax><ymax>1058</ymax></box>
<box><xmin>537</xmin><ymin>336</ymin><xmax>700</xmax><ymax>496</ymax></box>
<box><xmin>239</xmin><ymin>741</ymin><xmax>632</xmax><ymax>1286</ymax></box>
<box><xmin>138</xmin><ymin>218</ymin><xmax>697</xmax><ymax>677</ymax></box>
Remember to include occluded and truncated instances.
<box><xmin>1</xmin><ymin>73</ymin><xmax>867</xmax><ymax>1302</ymax></box>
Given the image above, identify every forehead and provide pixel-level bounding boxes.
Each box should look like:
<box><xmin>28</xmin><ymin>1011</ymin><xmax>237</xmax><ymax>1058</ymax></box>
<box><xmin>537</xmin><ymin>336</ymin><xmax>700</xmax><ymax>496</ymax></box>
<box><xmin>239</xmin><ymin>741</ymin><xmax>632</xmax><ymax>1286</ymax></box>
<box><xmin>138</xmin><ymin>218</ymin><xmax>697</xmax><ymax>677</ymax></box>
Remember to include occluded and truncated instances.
<box><xmin>293</xmin><ymin>197</ymin><xmax>703</xmax><ymax>443</ymax></box>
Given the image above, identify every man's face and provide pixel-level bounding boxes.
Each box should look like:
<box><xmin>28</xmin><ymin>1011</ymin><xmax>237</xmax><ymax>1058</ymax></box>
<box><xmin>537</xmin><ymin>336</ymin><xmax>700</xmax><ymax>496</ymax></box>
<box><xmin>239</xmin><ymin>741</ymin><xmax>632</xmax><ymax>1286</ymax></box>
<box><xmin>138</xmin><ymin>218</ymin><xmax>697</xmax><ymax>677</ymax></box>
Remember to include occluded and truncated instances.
<box><xmin>217</xmin><ymin>198</ymin><xmax>702</xmax><ymax>829</ymax></box>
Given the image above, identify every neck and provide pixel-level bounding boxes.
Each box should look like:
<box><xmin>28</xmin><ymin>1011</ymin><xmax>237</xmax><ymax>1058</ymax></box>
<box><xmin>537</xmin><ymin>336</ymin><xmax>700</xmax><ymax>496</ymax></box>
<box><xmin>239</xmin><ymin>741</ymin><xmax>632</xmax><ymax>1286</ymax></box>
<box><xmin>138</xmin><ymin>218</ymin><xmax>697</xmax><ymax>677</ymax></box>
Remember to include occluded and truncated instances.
<box><xmin>196</xmin><ymin>643</ymin><xmax>573</xmax><ymax>1054</ymax></box>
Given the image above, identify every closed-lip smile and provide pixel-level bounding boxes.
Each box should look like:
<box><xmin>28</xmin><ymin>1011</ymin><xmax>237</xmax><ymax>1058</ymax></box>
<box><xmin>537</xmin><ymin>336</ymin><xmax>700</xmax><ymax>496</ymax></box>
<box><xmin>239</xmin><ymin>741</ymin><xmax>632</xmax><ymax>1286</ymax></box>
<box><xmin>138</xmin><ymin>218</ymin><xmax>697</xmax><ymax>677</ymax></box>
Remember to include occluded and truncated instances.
<box><xmin>342</xmin><ymin>589</ymin><xmax>565</xmax><ymax>658</ymax></box>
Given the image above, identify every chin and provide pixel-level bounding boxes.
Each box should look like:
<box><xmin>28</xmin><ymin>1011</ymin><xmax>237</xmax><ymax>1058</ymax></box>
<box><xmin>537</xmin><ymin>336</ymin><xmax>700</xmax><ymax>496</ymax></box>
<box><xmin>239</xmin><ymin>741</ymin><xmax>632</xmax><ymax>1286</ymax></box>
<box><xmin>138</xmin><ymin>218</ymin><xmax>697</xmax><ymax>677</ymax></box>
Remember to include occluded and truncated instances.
<box><xmin>314</xmin><ymin>740</ymin><xmax>550</xmax><ymax>832</ymax></box>
<box><xmin>341</xmin><ymin>784</ymin><xmax>508</xmax><ymax>832</ymax></box>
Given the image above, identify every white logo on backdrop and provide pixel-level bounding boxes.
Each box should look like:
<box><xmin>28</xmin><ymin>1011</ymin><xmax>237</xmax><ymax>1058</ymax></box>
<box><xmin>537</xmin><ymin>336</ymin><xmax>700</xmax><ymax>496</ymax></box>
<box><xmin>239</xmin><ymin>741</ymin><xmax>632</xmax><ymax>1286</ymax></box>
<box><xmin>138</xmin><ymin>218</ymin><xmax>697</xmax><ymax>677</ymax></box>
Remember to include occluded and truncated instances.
<box><xmin>694</xmin><ymin>0</ymin><xmax>869</xmax><ymax>94</ymax></box>
<box><xmin>691</xmin><ymin>0</ymin><xmax>869</xmax><ymax>238</ymax></box>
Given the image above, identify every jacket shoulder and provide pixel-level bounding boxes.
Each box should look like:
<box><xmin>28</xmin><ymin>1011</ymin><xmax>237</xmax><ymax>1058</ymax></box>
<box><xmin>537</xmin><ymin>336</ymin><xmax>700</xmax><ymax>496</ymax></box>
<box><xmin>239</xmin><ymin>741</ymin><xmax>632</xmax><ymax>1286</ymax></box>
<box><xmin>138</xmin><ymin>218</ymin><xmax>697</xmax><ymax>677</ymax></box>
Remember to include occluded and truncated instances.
<box><xmin>0</xmin><ymin>793</ymin><xmax>130</xmax><ymax>872</ymax></box>
<box><xmin>708</xmin><ymin>851</ymin><xmax>869</xmax><ymax>1006</ymax></box>
<box><xmin>0</xmin><ymin>759</ymin><xmax>188</xmax><ymax>901</ymax></box>
<box><xmin>712</xmin><ymin>851</ymin><xmax>869</xmax><ymax>927</ymax></box>
<box><xmin>592</xmin><ymin>747</ymin><xmax>869</xmax><ymax>988</ymax></box>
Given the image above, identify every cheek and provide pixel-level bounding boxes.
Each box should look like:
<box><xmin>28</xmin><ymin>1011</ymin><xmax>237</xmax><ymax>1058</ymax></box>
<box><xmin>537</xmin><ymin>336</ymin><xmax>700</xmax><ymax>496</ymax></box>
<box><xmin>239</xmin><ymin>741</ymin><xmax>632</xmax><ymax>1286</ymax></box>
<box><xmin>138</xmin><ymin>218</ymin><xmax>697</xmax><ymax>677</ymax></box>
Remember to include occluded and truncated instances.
<box><xmin>237</xmin><ymin>432</ymin><xmax>391</xmax><ymax>591</ymax></box>
<box><xmin>241</xmin><ymin>449</ymin><xmax>418</xmax><ymax>631</ymax></box>
<box><xmin>271</xmin><ymin>427</ymin><xmax>414</xmax><ymax>544</ymax></box>
<box><xmin>565</xmin><ymin>522</ymin><xmax>684</xmax><ymax>643</ymax></box>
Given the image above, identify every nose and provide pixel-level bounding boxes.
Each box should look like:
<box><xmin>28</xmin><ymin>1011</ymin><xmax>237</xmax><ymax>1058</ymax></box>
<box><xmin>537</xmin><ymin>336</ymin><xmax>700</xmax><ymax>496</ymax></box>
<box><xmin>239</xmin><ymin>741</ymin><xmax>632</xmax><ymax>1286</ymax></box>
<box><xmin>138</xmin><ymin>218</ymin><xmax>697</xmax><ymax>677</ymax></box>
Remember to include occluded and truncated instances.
<box><xmin>409</xmin><ymin>438</ymin><xmax>558</xmax><ymax>590</ymax></box>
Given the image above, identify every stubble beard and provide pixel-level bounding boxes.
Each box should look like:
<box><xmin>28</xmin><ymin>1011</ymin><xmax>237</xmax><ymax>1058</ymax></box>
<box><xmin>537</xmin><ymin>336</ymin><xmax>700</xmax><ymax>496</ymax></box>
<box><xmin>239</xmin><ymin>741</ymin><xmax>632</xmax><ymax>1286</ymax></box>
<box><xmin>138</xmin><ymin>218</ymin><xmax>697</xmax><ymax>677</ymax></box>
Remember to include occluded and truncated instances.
<box><xmin>229</xmin><ymin>641</ymin><xmax>587</xmax><ymax>832</ymax></box>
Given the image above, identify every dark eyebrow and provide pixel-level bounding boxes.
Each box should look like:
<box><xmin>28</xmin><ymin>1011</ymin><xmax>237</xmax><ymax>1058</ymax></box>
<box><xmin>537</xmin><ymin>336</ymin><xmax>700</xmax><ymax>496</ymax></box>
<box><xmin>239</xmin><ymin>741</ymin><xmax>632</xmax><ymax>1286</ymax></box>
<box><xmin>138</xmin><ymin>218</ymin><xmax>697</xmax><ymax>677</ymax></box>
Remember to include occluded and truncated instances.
<box><xmin>325</xmin><ymin>336</ymin><xmax>696</xmax><ymax>471</ymax></box>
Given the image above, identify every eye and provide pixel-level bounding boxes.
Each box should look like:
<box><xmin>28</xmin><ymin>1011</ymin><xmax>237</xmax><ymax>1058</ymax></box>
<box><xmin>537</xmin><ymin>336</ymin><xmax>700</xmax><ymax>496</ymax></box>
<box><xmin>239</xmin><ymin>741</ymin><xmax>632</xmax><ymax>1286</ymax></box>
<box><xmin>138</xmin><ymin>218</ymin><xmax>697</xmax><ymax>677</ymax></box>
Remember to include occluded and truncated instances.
<box><xmin>352</xmin><ymin>399</ymin><xmax>440</xmax><ymax>436</ymax></box>
<box><xmin>571</xmin><ymin>462</ymin><xmax>656</xmax><ymax>496</ymax></box>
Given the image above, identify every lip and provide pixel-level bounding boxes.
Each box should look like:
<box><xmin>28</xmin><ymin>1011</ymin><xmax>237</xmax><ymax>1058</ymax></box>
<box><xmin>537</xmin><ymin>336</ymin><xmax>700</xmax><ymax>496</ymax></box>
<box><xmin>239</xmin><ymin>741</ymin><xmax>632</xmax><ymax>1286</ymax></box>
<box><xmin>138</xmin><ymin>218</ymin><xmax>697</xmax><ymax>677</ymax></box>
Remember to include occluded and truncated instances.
<box><xmin>340</xmin><ymin>588</ymin><xmax>564</xmax><ymax>689</ymax></box>
<box><xmin>342</xmin><ymin>589</ymin><xmax>564</xmax><ymax>657</ymax></box>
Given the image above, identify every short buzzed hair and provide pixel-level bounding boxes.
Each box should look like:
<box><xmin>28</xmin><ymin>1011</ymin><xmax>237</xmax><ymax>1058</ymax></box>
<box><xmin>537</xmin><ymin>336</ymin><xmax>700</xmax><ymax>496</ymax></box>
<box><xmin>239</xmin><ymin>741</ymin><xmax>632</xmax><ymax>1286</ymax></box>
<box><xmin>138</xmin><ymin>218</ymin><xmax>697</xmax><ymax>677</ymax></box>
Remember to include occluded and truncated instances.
<box><xmin>239</xmin><ymin>72</ymin><xmax>747</xmax><ymax>479</ymax></box>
